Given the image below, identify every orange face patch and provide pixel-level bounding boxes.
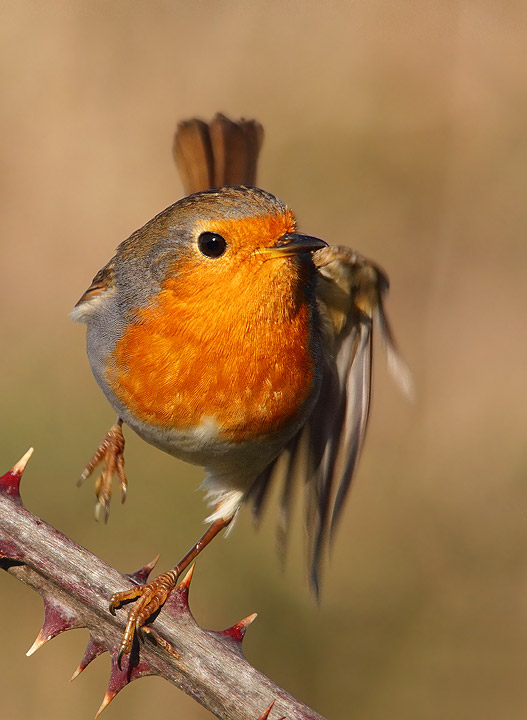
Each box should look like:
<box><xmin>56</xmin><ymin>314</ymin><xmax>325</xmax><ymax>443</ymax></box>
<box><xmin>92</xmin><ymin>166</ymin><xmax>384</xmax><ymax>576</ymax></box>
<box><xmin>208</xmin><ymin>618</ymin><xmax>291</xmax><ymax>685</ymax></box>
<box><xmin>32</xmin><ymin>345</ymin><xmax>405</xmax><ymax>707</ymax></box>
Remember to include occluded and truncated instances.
<box><xmin>106</xmin><ymin>211</ymin><xmax>317</xmax><ymax>443</ymax></box>
<box><xmin>195</xmin><ymin>208</ymin><xmax>296</xmax><ymax>255</ymax></box>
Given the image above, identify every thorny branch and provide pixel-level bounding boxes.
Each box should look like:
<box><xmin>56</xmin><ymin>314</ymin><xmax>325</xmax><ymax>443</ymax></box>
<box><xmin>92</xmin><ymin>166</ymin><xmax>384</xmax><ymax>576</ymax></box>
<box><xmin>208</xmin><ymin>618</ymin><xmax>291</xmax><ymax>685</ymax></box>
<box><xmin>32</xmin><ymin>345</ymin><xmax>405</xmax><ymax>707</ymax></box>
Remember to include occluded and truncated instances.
<box><xmin>0</xmin><ymin>449</ymin><xmax>326</xmax><ymax>720</ymax></box>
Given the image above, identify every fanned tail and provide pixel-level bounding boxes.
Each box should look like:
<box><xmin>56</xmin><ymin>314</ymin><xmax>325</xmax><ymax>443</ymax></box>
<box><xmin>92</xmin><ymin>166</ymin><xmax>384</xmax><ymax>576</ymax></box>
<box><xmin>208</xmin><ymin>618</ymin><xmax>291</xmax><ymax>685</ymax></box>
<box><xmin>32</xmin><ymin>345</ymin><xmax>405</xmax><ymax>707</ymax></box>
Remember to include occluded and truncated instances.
<box><xmin>173</xmin><ymin>113</ymin><xmax>264</xmax><ymax>195</ymax></box>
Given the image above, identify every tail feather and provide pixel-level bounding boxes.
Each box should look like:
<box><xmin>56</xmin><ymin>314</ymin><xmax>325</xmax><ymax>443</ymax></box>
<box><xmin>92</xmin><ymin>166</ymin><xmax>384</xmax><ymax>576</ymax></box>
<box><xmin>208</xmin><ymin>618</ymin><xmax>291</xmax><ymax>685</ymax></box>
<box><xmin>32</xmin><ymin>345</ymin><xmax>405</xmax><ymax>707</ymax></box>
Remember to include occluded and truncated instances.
<box><xmin>209</xmin><ymin>113</ymin><xmax>263</xmax><ymax>187</ymax></box>
<box><xmin>173</xmin><ymin>113</ymin><xmax>264</xmax><ymax>195</ymax></box>
<box><xmin>173</xmin><ymin>118</ymin><xmax>214</xmax><ymax>195</ymax></box>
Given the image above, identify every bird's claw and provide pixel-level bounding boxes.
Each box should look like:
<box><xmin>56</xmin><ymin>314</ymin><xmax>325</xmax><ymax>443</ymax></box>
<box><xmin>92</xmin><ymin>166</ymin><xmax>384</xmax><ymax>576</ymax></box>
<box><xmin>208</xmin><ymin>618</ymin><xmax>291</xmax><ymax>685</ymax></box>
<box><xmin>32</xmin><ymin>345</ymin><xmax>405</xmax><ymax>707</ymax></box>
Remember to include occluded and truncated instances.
<box><xmin>110</xmin><ymin>570</ymin><xmax>179</xmax><ymax>668</ymax></box>
<box><xmin>78</xmin><ymin>420</ymin><xmax>127</xmax><ymax>522</ymax></box>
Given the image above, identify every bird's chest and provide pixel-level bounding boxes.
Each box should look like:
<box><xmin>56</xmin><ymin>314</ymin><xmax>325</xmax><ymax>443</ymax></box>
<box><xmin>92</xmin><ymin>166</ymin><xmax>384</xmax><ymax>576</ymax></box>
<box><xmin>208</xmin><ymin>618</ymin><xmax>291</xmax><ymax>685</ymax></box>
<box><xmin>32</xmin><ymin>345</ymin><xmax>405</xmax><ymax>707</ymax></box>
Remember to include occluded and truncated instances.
<box><xmin>106</xmin><ymin>280</ymin><xmax>318</xmax><ymax>445</ymax></box>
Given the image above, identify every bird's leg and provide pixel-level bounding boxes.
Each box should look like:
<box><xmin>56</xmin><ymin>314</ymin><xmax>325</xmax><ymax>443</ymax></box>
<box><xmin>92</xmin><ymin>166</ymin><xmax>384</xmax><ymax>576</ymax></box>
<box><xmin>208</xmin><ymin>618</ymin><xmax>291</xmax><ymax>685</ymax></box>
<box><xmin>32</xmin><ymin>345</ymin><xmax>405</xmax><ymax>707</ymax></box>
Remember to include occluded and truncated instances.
<box><xmin>110</xmin><ymin>515</ymin><xmax>233</xmax><ymax>666</ymax></box>
<box><xmin>77</xmin><ymin>418</ymin><xmax>127</xmax><ymax>522</ymax></box>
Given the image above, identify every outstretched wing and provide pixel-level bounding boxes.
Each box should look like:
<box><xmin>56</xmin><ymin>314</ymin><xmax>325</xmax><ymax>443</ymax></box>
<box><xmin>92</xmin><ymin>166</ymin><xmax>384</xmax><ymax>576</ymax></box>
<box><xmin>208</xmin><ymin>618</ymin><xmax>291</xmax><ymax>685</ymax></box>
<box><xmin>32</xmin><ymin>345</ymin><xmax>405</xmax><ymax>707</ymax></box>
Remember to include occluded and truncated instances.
<box><xmin>249</xmin><ymin>245</ymin><xmax>411</xmax><ymax>597</ymax></box>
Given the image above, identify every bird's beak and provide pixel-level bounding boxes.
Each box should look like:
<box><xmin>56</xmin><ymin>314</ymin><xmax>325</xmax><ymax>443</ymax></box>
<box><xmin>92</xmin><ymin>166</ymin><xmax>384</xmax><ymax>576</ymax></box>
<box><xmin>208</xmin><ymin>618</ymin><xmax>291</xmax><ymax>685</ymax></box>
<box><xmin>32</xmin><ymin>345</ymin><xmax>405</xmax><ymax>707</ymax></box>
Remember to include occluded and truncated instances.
<box><xmin>260</xmin><ymin>233</ymin><xmax>328</xmax><ymax>259</ymax></box>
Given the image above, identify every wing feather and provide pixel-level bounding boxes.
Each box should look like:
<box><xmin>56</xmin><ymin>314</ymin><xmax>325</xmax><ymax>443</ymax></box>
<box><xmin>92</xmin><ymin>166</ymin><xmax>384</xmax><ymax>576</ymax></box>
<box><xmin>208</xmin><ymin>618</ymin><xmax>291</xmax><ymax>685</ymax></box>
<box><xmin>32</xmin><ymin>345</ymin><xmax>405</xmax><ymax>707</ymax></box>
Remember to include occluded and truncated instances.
<box><xmin>329</xmin><ymin>320</ymin><xmax>372</xmax><ymax>537</ymax></box>
<box><xmin>249</xmin><ymin>245</ymin><xmax>410</xmax><ymax>596</ymax></box>
<box><xmin>71</xmin><ymin>259</ymin><xmax>116</xmax><ymax>322</ymax></box>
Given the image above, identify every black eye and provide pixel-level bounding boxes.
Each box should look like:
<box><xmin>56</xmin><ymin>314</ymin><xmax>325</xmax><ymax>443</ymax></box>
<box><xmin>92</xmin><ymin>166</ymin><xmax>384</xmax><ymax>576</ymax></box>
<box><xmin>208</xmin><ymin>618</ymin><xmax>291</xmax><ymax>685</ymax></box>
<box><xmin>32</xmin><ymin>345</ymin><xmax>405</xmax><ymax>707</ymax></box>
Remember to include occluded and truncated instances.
<box><xmin>198</xmin><ymin>232</ymin><xmax>227</xmax><ymax>258</ymax></box>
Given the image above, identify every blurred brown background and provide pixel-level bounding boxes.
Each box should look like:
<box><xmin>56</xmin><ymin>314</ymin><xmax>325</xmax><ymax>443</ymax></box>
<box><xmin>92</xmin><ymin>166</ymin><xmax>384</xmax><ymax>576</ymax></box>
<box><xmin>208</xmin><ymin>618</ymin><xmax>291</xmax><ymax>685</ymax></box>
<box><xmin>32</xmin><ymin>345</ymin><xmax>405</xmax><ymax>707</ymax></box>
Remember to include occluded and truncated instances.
<box><xmin>0</xmin><ymin>2</ymin><xmax>525</xmax><ymax>719</ymax></box>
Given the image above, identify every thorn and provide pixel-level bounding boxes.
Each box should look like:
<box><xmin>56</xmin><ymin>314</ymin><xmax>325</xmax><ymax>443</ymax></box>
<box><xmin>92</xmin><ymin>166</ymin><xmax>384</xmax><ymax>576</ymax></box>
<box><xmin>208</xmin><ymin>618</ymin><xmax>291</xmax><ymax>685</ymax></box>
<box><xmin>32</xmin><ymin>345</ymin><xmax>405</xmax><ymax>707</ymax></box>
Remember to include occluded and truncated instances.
<box><xmin>180</xmin><ymin>562</ymin><xmax>195</xmax><ymax>591</ymax></box>
<box><xmin>257</xmin><ymin>702</ymin><xmax>274</xmax><ymax>720</ymax></box>
<box><xmin>95</xmin><ymin>689</ymin><xmax>113</xmax><ymax>718</ymax></box>
<box><xmin>27</xmin><ymin>594</ymin><xmax>82</xmax><ymax>656</ymax></box>
<box><xmin>210</xmin><ymin>612</ymin><xmax>257</xmax><ymax>656</ymax></box>
<box><xmin>256</xmin><ymin>700</ymin><xmax>286</xmax><ymax>720</ymax></box>
<box><xmin>160</xmin><ymin>562</ymin><xmax>197</xmax><ymax>625</ymax></box>
<box><xmin>220</xmin><ymin>612</ymin><xmax>258</xmax><ymax>644</ymax></box>
<box><xmin>26</xmin><ymin>629</ymin><xmax>48</xmax><ymax>657</ymax></box>
<box><xmin>0</xmin><ymin>447</ymin><xmax>34</xmax><ymax>502</ymax></box>
<box><xmin>126</xmin><ymin>555</ymin><xmax>159</xmax><ymax>586</ymax></box>
<box><xmin>27</xmin><ymin>594</ymin><xmax>84</xmax><ymax>657</ymax></box>
<box><xmin>70</xmin><ymin>665</ymin><xmax>82</xmax><ymax>682</ymax></box>
<box><xmin>12</xmin><ymin>447</ymin><xmax>34</xmax><ymax>475</ymax></box>
<box><xmin>164</xmin><ymin>562</ymin><xmax>195</xmax><ymax>613</ymax></box>
<box><xmin>97</xmin><ymin>648</ymin><xmax>155</xmax><ymax>715</ymax></box>
<box><xmin>70</xmin><ymin>635</ymin><xmax>107</xmax><ymax>681</ymax></box>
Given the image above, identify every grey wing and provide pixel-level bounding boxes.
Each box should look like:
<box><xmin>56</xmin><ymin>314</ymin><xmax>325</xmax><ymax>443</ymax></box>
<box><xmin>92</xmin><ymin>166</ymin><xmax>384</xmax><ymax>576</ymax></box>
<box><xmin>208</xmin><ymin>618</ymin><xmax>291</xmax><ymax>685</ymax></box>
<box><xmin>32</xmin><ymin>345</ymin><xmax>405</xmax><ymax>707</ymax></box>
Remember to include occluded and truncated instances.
<box><xmin>71</xmin><ymin>258</ymin><xmax>117</xmax><ymax>323</ymax></box>
<box><xmin>248</xmin><ymin>246</ymin><xmax>411</xmax><ymax>597</ymax></box>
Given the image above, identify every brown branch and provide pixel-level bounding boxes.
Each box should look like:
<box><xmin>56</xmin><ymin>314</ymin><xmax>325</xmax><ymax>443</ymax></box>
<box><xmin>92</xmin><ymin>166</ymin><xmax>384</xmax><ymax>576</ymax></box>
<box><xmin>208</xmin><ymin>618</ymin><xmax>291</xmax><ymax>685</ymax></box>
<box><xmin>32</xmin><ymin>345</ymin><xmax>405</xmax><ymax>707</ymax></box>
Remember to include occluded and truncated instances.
<box><xmin>0</xmin><ymin>450</ymin><xmax>326</xmax><ymax>720</ymax></box>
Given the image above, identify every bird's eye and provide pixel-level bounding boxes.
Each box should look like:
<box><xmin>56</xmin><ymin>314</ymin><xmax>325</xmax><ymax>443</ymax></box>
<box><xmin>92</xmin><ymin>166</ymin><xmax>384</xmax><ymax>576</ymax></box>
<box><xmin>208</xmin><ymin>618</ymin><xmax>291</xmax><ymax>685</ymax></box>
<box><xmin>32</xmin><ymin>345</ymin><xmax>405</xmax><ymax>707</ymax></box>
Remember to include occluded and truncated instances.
<box><xmin>198</xmin><ymin>232</ymin><xmax>227</xmax><ymax>258</ymax></box>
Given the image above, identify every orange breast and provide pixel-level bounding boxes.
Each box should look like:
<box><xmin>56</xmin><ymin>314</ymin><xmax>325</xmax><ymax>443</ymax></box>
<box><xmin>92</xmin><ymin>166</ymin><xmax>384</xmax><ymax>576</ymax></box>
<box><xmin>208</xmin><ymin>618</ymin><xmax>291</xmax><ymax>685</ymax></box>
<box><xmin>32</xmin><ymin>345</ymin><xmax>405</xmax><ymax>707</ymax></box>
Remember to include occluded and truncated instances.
<box><xmin>106</xmin><ymin>243</ymin><xmax>316</xmax><ymax>444</ymax></box>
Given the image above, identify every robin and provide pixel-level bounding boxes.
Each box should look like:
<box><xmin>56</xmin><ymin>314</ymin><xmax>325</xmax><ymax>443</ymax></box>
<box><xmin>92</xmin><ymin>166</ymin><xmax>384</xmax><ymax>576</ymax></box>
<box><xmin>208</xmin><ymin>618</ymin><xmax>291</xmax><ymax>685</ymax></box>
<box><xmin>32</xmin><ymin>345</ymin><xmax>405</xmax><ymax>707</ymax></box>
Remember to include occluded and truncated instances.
<box><xmin>73</xmin><ymin>114</ymin><xmax>410</xmax><ymax>664</ymax></box>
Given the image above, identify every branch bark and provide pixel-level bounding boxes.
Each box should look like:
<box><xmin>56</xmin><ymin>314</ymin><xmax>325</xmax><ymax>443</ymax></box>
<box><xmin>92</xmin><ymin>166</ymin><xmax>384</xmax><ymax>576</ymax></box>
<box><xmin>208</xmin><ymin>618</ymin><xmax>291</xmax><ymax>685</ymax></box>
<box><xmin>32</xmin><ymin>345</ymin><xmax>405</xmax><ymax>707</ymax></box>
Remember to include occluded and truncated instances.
<box><xmin>0</xmin><ymin>451</ymin><xmax>325</xmax><ymax>720</ymax></box>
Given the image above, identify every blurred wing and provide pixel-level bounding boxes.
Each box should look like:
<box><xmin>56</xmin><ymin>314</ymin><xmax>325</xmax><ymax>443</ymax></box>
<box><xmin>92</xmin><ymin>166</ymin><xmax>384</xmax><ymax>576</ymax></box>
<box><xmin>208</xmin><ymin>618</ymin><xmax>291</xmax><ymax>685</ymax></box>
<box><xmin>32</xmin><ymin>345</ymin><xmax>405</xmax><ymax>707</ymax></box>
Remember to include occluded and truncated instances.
<box><xmin>173</xmin><ymin>113</ymin><xmax>264</xmax><ymax>195</ymax></box>
<box><xmin>249</xmin><ymin>245</ymin><xmax>411</xmax><ymax>597</ymax></box>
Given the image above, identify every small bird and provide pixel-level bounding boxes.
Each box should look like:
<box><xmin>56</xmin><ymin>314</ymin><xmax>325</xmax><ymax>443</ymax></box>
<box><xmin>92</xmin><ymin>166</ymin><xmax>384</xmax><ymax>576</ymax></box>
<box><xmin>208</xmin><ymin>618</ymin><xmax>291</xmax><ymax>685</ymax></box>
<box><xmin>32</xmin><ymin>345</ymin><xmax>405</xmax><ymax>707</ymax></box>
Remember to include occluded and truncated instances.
<box><xmin>73</xmin><ymin>115</ymin><xmax>410</xmax><ymax>663</ymax></box>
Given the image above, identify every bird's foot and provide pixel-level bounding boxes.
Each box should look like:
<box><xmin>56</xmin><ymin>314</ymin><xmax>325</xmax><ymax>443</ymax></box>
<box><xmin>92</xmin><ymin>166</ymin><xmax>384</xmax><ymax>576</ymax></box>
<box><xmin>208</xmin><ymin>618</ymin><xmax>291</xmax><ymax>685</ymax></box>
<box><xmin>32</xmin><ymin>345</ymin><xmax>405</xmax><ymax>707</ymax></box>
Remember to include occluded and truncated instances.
<box><xmin>78</xmin><ymin>420</ymin><xmax>127</xmax><ymax>522</ymax></box>
<box><xmin>109</xmin><ymin>518</ymin><xmax>232</xmax><ymax>666</ymax></box>
<box><xmin>109</xmin><ymin>569</ymin><xmax>179</xmax><ymax>667</ymax></box>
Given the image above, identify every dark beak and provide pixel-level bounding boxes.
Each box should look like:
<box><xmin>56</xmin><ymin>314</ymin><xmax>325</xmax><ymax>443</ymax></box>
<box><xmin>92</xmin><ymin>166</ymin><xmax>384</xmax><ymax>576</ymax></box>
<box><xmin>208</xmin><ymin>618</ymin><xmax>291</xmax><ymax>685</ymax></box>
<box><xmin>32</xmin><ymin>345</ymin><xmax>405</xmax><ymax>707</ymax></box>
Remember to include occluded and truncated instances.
<box><xmin>263</xmin><ymin>232</ymin><xmax>328</xmax><ymax>258</ymax></box>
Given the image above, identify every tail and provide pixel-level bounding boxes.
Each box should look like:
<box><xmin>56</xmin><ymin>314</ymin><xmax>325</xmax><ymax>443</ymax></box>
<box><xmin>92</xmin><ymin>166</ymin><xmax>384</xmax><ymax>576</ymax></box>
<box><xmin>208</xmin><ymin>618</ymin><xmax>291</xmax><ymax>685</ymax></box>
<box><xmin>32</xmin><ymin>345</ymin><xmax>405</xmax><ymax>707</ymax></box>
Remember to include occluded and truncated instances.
<box><xmin>173</xmin><ymin>113</ymin><xmax>264</xmax><ymax>195</ymax></box>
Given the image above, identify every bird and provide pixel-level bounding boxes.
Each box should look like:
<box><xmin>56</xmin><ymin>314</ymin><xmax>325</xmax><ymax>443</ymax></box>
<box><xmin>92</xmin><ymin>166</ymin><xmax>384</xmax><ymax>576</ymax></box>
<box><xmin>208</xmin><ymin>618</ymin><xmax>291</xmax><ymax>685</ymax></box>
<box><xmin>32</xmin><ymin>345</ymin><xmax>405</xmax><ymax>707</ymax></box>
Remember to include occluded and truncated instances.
<box><xmin>72</xmin><ymin>114</ymin><xmax>410</xmax><ymax>664</ymax></box>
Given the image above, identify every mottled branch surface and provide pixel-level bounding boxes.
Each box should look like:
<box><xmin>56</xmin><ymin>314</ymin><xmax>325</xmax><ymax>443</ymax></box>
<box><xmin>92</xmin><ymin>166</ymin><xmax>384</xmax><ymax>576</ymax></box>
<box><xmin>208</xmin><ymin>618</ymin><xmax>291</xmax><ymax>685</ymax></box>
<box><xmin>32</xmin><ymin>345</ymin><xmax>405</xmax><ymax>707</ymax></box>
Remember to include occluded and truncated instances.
<box><xmin>0</xmin><ymin>452</ymin><xmax>326</xmax><ymax>720</ymax></box>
